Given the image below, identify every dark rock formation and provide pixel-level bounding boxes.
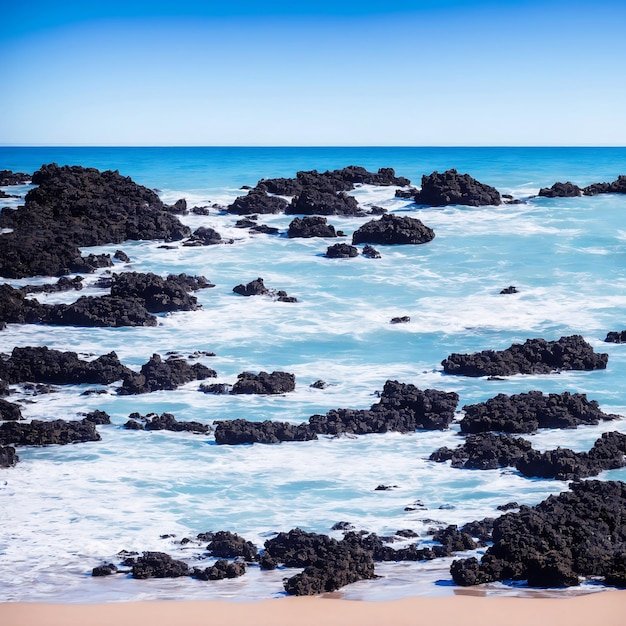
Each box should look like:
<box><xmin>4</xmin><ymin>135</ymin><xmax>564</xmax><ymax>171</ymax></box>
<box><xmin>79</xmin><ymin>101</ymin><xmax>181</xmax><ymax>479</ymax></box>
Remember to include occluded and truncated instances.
<box><xmin>459</xmin><ymin>390</ymin><xmax>618</xmax><ymax>434</ymax></box>
<box><xmin>206</xmin><ymin>531</ymin><xmax>258</xmax><ymax>561</ymax></box>
<box><xmin>125</xmin><ymin>412</ymin><xmax>210</xmax><ymax>434</ymax></box>
<box><xmin>20</xmin><ymin>276</ymin><xmax>84</xmax><ymax>295</ymax></box>
<box><xmin>82</xmin><ymin>410</ymin><xmax>111</xmax><ymax>425</ymax></box>
<box><xmin>430</xmin><ymin>433</ymin><xmax>532</xmax><ymax>469</ymax></box>
<box><xmin>0</xmin><ymin>169</ymin><xmax>31</xmax><ymax>185</ymax></box>
<box><xmin>413</xmin><ymin>169</ymin><xmax>501</xmax><ymax>207</ymax></box>
<box><xmin>0</xmin><ymin>163</ymin><xmax>190</xmax><ymax>278</ymax></box>
<box><xmin>0</xmin><ymin>346</ymin><xmax>131</xmax><ymax>385</ymax></box>
<box><xmin>605</xmin><ymin>330</ymin><xmax>626</xmax><ymax>343</ymax></box>
<box><xmin>91</xmin><ymin>564</ymin><xmax>118</xmax><ymax>577</ymax></box>
<box><xmin>183</xmin><ymin>226</ymin><xmax>228</xmax><ymax>246</ymax></box>
<box><xmin>130</xmin><ymin>552</ymin><xmax>190</xmax><ymax>579</ymax></box>
<box><xmin>232</xmin><ymin>277</ymin><xmax>296</xmax><ymax>302</ymax></box>
<box><xmin>0</xmin><ymin>398</ymin><xmax>23</xmax><ymax>421</ymax></box>
<box><xmin>287</xmin><ymin>216</ymin><xmax>337</xmax><ymax>238</ymax></box>
<box><xmin>113</xmin><ymin>250</ymin><xmax>130</xmax><ymax>262</ymax></box>
<box><xmin>287</xmin><ymin>189</ymin><xmax>363</xmax><ymax>216</ymax></box>
<box><xmin>0</xmin><ymin>418</ymin><xmax>101</xmax><ymax>446</ymax></box>
<box><xmin>352</xmin><ymin>214</ymin><xmax>435</xmax><ymax>245</ymax></box>
<box><xmin>118</xmin><ymin>354</ymin><xmax>216</xmax><ymax>395</ymax></box>
<box><xmin>361</xmin><ymin>245</ymin><xmax>381</xmax><ymax>258</ymax></box>
<box><xmin>499</xmin><ymin>285</ymin><xmax>518</xmax><ymax>294</ymax></box>
<box><xmin>450</xmin><ymin>480</ymin><xmax>626</xmax><ymax>588</ymax></box>
<box><xmin>442</xmin><ymin>335</ymin><xmax>608</xmax><ymax>377</ymax></box>
<box><xmin>325</xmin><ymin>243</ymin><xmax>359</xmax><ymax>258</ymax></box>
<box><xmin>390</xmin><ymin>316</ymin><xmax>410</xmax><ymax>324</ymax></box>
<box><xmin>0</xmin><ymin>445</ymin><xmax>19</xmax><ymax>467</ymax></box>
<box><xmin>583</xmin><ymin>175</ymin><xmax>626</xmax><ymax>196</ymax></box>
<box><xmin>0</xmin><ymin>379</ymin><xmax>8</xmax><ymax>396</ymax></box>
<box><xmin>231</xmin><ymin>371</ymin><xmax>295</xmax><ymax>395</ymax></box>
<box><xmin>538</xmin><ymin>182</ymin><xmax>582</xmax><ymax>197</ymax></box>
<box><xmin>214</xmin><ymin>419</ymin><xmax>316</xmax><ymax>445</ymax></box>
<box><xmin>194</xmin><ymin>559</ymin><xmax>246</xmax><ymax>580</ymax></box>
<box><xmin>227</xmin><ymin>189</ymin><xmax>289</xmax><ymax>215</ymax></box>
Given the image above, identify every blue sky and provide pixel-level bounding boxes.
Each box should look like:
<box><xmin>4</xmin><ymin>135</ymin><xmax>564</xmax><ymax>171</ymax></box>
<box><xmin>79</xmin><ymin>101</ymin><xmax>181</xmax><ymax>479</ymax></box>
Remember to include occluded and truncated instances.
<box><xmin>1</xmin><ymin>1</ymin><xmax>625</xmax><ymax>146</ymax></box>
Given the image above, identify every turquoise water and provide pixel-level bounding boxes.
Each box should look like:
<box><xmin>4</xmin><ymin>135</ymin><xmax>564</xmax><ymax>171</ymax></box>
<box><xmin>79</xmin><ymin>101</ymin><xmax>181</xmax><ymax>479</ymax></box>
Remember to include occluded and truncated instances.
<box><xmin>0</xmin><ymin>147</ymin><xmax>625</xmax><ymax>602</ymax></box>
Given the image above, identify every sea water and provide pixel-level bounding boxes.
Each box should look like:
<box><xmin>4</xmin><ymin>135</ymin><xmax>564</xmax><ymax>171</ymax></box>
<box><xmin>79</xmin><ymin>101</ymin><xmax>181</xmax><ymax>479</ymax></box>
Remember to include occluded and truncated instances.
<box><xmin>0</xmin><ymin>147</ymin><xmax>625</xmax><ymax>602</ymax></box>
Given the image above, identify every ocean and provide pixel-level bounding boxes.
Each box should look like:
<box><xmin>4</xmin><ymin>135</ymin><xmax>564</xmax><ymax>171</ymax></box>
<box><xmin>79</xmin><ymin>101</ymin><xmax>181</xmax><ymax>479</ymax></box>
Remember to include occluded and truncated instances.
<box><xmin>1</xmin><ymin>146</ymin><xmax>625</xmax><ymax>602</ymax></box>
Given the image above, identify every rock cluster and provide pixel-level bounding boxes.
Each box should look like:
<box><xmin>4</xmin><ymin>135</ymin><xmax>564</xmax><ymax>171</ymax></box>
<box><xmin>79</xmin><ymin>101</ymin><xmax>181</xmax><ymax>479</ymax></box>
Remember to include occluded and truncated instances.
<box><xmin>441</xmin><ymin>335</ymin><xmax>608</xmax><ymax>377</ymax></box>
<box><xmin>0</xmin><ymin>163</ymin><xmax>190</xmax><ymax>278</ymax></box>
<box><xmin>232</xmin><ymin>277</ymin><xmax>297</xmax><ymax>302</ymax></box>
<box><xmin>0</xmin><ymin>398</ymin><xmax>23</xmax><ymax>421</ymax></box>
<box><xmin>214</xmin><ymin>419</ymin><xmax>316</xmax><ymax>445</ymax></box>
<box><xmin>0</xmin><ymin>169</ymin><xmax>31</xmax><ymax>185</ymax></box>
<box><xmin>325</xmin><ymin>243</ymin><xmax>359</xmax><ymax>258</ymax></box>
<box><xmin>450</xmin><ymin>480</ymin><xmax>626</xmax><ymax>588</ymax></box>
<box><xmin>538</xmin><ymin>182</ymin><xmax>582</xmax><ymax>197</ymax></box>
<box><xmin>287</xmin><ymin>216</ymin><xmax>338</xmax><ymax>238</ymax></box>
<box><xmin>352</xmin><ymin>214</ymin><xmax>435</xmax><ymax>245</ymax></box>
<box><xmin>124</xmin><ymin>412</ymin><xmax>210</xmax><ymax>434</ymax></box>
<box><xmin>0</xmin><ymin>418</ymin><xmax>102</xmax><ymax>447</ymax></box>
<box><xmin>412</xmin><ymin>169</ymin><xmax>501</xmax><ymax>207</ymax></box>
<box><xmin>0</xmin><ymin>445</ymin><xmax>19</xmax><ymax>467</ymax></box>
<box><xmin>231</xmin><ymin>371</ymin><xmax>296</xmax><ymax>395</ymax></box>
<box><xmin>605</xmin><ymin>330</ymin><xmax>626</xmax><ymax>343</ymax></box>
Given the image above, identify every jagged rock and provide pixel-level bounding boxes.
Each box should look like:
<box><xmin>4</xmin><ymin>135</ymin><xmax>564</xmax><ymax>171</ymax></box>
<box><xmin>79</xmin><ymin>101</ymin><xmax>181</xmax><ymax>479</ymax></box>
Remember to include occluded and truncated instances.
<box><xmin>352</xmin><ymin>214</ymin><xmax>435</xmax><ymax>245</ymax></box>
<box><xmin>287</xmin><ymin>189</ymin><xmax>363</xmax><ymax>216</ymax></box>
<box><xmin>125</xmin><ymin>411</ymin><xmax>210</xmax><ymax>434</ymax></box>
<box><xmin>194</xmin><ymin>559</ymin><xmax>246</xmax><ymax>580</ymax></box>
<box><xmin>0</xmin><ymin>418</ymin><xmax>101</xmax><ymax>446</ymax></box>
<box><xmin>605</xmin><ymin>331</ymin><xmax>626</xmax><ymax>343</ymax></box>
<box><xmin>429</xmin><ymin>433</ymin><xmax>532</xmax><ymax>469</ymax></box>
<box><xmin>0</xmin><ymin>445</ymin><xmax>19</xmax><ymax>467</ymax></box>
<box><xmin>206</xmin><ymin>531</ymin><xmax>258</xmax><ymax>561</ymax></box>
<box><xmin>118</xmin><ymin>354</ymin><xmax>216</xmax><ymax>395</ymax></box>
<box><xmin>233</xmin><ymin>277</ymin><xmax>269</xmax><ymax>296</ymax></box>
<box><xmin>450</xmin><ymin>480</ymin><xmax>626</xmax><ymax>588</ymax></box>
<box><xmin>287</xmin><ymin>216</ymin><xmax>337</xmax><ymax>238</ymax></box>
<box><xmin>20</xmin><ymin>276</ymin><xmax>84</xmax><ymax>295</ymax></box>
<box><xmin>0</xmin><ymin>346</ymin><xmax>131</xmax><ymax>385</ymax></box>
<box><xmin>0</xmin><ymin>398</ymin><xmax>23</xmax><ymax>421</ymax></box>
<box><xmin>0</xmin><ymin>169</ymin><xmax>31</xmax><ymax>185</ymax></box>
<box><xmin>214</xmin><ymin>419</ymin><xmax>316</xmax><ymax>445</ymax></box>
<box><xmin>92</xmin><ymin>563</ymin><xmax>118</xmax><ymax>577</ymax></box>
<box><xmin>331</xmin><ymin>522</ymin><xmax>355</xmax><ymax>531</ymax></box>
<box><xmin>499</xmin><ymin>285</ymin><xmax>518</xmax><ymax>294</ymax></box>
<box><xmin>0</xmin><ymin>163</ymin><xmax>190</xmax><ymax>278</ymax></box>
<box><xmin>442</xmin><ymin>335</ymin><xmax>608</xmax><ymax>377</ymax></box>
<box><xmin>226</xmin><ymin>189</ymin><xmax>289</xmax><ymax>215</ymax></box>
<box><xmin>390</xmin><ymin>316</ymin><xmax>410</xmax><ymax>324</ymax></box>
<box><xmin>583</xmin><ymin>175</ymin><xmax>626</xmax><ymax>196</ymax></box>
<box><xmin>198</xmin><ymin>383</ymin><xmax>232</xmax><ymax>394</ymax></box>
<box><xmin>182</xmin><ymin>226</ymin><xmax>225</xmax><ymax>246</ymax></box>
<box><xmin>231</xmin><ymin>371</ymin><xmax>295</xmax><ymax>395</ymax></box>
<box><xmin>432</xmin><ymin>525</ymin><xmax>477</xmax><ymax>553</ymax></box>
<box><xmin>497</xmin><ymin>502</ymin><xmax>520</xmax><ymax>512</ymax></box>
<box><xmin>113</xmin><ymin>250</ymin><xmax>130</xmax><ymax>262</ymax></box>
<box><xmin>325</xmin><ymin>243</ymin><xmax>359</xmax><ymax>258</ymax></box>
<box><xmin>310</xmin><ymin>380</ymin><xmax>327</xmax><ymax>389</ymax></box>
<box><xmin>131</xmin><ymin>551</ymin><xmax>190</xmax><ymax>579</ymax></box>
<box><xmin>167</xmin><ymin>198</ymin><xmax>188</xmax><ymax>214</ymax></box>
<box><xmin>82</xmin><ymin>410</ymin><xmax>111</xmax><ymax>425</ymax></box>
<box><xmin>413</xmin><ymin>169</ymin><xmax>501</xmax><ymax>207</ymax></box>
<box><xmin>538</xmin><ymin>182</ymin><xmax>582</xmax><ymax>197</ymax></box>
<box><xmin>460</xmin><ymin>390</ymin><xmax>618</xmax><ymax>434</ymax></box>
<box><xmin>362</xmin><ymin>245</ymin><xmax>381</xmax><ymax>258</ymax></box>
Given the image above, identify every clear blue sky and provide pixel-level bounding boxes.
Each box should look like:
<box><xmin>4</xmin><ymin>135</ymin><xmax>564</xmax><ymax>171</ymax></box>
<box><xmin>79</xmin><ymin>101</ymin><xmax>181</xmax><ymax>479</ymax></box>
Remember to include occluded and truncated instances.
<box><xmin>1</xmin><ymin>1</ymin><xmax>624</xmax><ymax>146</ymax></box>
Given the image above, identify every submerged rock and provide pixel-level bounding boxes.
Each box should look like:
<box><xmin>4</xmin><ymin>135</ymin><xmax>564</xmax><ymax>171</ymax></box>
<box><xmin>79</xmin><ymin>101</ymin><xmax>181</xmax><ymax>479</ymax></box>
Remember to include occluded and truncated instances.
<box><xmin>413</xmin><ymin>169</ymin><xmax>501</xmax><ymax>207</ymax></box>
<box><xmin>538</xmin><ymin>182</ymin><xmax>582</xmax><ymax>197</ymax></box>
<box><xmin>130</xmin><ymin>551</ymin><xmax>190</xmax><ymax>579</ymax></box>
<box><xmin>352</xmin><ymin>214</ymin><xmax>435</xmax><ymax>245</ymax></box>
<box><xmin>193</xmin><ymin>559</ymin><xmax>246</xmax><ymax>581</ymax></box>
<box><xmin>441</xmin><ymin>335</ymin><xmax>608</xmax><ymax>377</ymax></box>
<box><xmin>0</xmin><ymin>398</ymin><xmax>23</xmax><ymax>421</ymax></box>
<box><xmin>0</xmin><ymin>445</ymin><xmax>19</xmax><ymax>467</ymax></box>
<box><xmin>125</xmin><ymin>412</ymin><xmax>210</xmax><ymax>434</ymax></box>
<box><xmin>214</xmin><ymin>419</ymin><xmax>316</xmax><ymax>445</ymax></box>
<box><xmin>605</xmin><ymin>330</ymin><xmax>626</xmax><ymax>343</ymax></box>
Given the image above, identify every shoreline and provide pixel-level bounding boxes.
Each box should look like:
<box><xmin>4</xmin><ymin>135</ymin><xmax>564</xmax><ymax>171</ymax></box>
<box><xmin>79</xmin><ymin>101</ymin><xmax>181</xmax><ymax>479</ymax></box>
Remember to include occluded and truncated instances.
<box><xmin>2</xmin><ymin>591</ymin><xmax>625</xmax><ymax>626</ymax></box>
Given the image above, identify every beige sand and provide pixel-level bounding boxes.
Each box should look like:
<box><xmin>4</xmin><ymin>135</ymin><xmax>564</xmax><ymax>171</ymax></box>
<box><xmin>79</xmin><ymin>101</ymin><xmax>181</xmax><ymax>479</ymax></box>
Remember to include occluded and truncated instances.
<box><xmin>2</xmin><ymin>591</ymin><xmax>625</xmax><ymax>626</ymax></box>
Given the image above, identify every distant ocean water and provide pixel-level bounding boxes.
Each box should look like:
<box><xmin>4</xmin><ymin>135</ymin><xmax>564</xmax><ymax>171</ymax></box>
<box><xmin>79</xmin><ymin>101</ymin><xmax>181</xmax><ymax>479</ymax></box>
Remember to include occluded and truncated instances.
<box><xmin>1</xmin><ymin>146</ymin><xmax>625</xmax><ymax>603</ymax></box>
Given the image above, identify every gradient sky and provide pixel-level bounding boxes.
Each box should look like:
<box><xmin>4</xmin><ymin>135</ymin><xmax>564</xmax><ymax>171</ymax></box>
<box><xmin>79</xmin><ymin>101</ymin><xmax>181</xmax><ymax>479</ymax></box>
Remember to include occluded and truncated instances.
<box><xmin>1</xmin><ymin>1</ymin><xmax>625</xmax><ymax>146</ymax></box>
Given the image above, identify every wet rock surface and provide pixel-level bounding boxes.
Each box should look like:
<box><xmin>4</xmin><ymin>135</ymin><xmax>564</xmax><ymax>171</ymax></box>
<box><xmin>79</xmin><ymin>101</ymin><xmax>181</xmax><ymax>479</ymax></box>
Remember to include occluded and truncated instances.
<box><xmin>0</xmin><ymin>418</ymin><xmax>101</xmax><ymax>446</ymax></box>
<box><xmin>325</xmin><ymin>243</ymin><xmax>359</xmax><ymax>258</ymax></box>
<box><xmin>605</xmin><ymin>330</ymin><xmax>626</xmax><ymax>343</ymax></box>
<box><xmin>226</xmin><ymin>189</ymin><xmax>289</xmax><ymax>215</ymax></box>
<box><xmin>583</xmin><ymin>175</ymin><xmax>626</xmax><ymax>196</ymax></box>
<box><xmin>124</xmin><ymin>412</ymin><xmax>210</xmax><ymax>434</ymax></box>
<box><xmin>206</xmin><ymin>531</ymin><xmax>258</xmax><ymax>561</ymax></box>
<box><xmin>442</xmin><ymin>335</ymin><xmax>608</xmax><ymax>377</ymax></box>
<box><xmin>538</xmin><ymin>182</ymin><xmax>582</xmax><ymax>197</ymax></box>
<box><xmin>287</xmin><ymin>216</ymin><xmax>338</xmax><ymax>238</ymax></box>
<box><xmin>231</xmin><ymin>371</ymin><xmax>296</xmax><ymax>395</ymax></box>
<box><xmin>352</xmin><ymin>214</ymin><xmax>435</xmax><ymax>245</ymax></box>
<box><xmin>214</xmin><ymin>418</ymin><xmax>316</xmax><ymax>444</ymax></box>
<box><xmin>0</xmin><ymin>445</ymin><xmax>19</xmax><ymax>467</ymax></box>
<box><xmin>0</xmin><ymin>398</ymin><xmax>23</xmax><ymax>421</ymax></box>
<box><xmin>130</xmin><ymin>552</ymin><xmax>190</xmax><ymax>579</ymax></box>
<box><xmin>413</xmin><ymin>169</ymin><xmax>501</xmax><ymax>207</ymax></box>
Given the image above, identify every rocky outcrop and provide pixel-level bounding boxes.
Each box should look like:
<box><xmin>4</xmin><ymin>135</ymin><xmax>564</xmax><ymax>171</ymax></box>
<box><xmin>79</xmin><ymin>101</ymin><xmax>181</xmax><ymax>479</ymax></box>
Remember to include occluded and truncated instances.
<box><xmin>287</xmin><ymin>216</ymin><xmax>338</xmax><ymax>238</ymax></box>
<box><xmin>459</xmin><ymin>390</ymin><xmax>618</xmax><ymax>434</ymax></box>
<box><xmin>0</xmin><ymin>418</ymin><xmax>101</xmax><ymax>446</ymax></box>
<box><xmin>232</xmin><ymin>277</ymin><xmax>297</xmax><ymax>302</ymax></box>
<box><xmin>182</xmin><ymin>227</ymin><xmax>229</xmax><ymax>246</ymax></box>
<box><xmin>441</xmin><ymin>335</ymin><xmax>608</xmax><ymax>377</ymax></box>
<box><xmin>82</xmin><ymin>410</ymin><xmax>111</xmax><ymax>425</ymax></box>
<box><xmin>499</xmin><ymin>285</ymin><xmax>518</xmax><ymax>294</ymax></box>
<box><xmin>226</xmin><ymin>189</ymin><xmax>289</xmax><ymax>215</ymax></box>
<box><xmin>0</xmin><ymin>169</ymin><xmax>31</xmax><ymax>185</ymax></box>
<box><xmin>362</xmin><ymin>245</ymin><xmax>381</xmax><ymax>258</ymax></box>
<box><xmin>325</xmin><ymin>243</ymin><xmax>359</xmax><ymax>258</ymax></box>
<box><xmin>206</xmin><ymin>531</ymin><xmax>258</xmax><ymax>561</ymax></box>
<box><xmin>20</xmin><ymin>276</ymin><xmax>84</xmax><ymax>295</ymax></box>
<box><xmin>287</xmin><ymin>189</ymin><xmax>363</xmax><ymax>217</ymax></box>
<box><xmin>231</xmin><ymin>371</ymin><xmax>296</xmax><ymax>395</ymax></box>
<box><xmin>430</xmin><ymin>433</ymin><xmax>532</xmax><ymax>469</ymax></box>
<box><xmin>413</xmin><ymin>169</ymin><xmax>501</xmax><ymax>207</ymax></box>
<box><xmin>0</xmin><ymin>346</ymin><xmax>131</xmax><ymax>385</ymax></box>
<box><xmin>193</xmin><ymin>560</ymin><xmax>246</xmax><ymax>580</ymax></box>
<box><xmin>214</xmin><ymin>419</ymin><xmax>316</xmax><ymax>445</ymax></box>
<box><xmin>0</xmin><ymin>163</ymin><xmax>190</xmax><ymax>278</ymax></box>
<box><xmin>118</xmin><ymin>353</ymin><xmax>216</xmax><ymax>395</ymax></box>
<box><xmin>605</xmin><ymin>330</ymin><xmax>626</xmax><ymax>343</ymax></box>
<box><xmin>130</xmin><ymin>552</ymin><xmax>190</xmax><ymax>579</ymax></box>
<box><xmin>0</xmin><ymin>445</ymin><xmax>19</xmax><ymax>467</ymax></box>
<box><xmin>450</xmin><ymin>480</ymin><xmax>626</xmax><ymax>588</ymax></box>
<box><xmin>583</xmin><ymin>175</ymin><xmax>626</xmax><ymax>196</ymax></box>
<box><xmin>0</xmin><ymin>398</ymin><xmax>23</xmax><ymax>421</ymax></box>
<box><xmin>124</xmin><ymin>412</ymin><xmax>210</xmax><ymax>434</ymax></box>
<box><xmin>351</xmin><ymin>214</ymin><xmax>435</xmax><ymax>245</ymax></box>
<box><xmin>538</xmin><ymin>182</ymin><xmax>582</xmax><ymax>197</ymax></box>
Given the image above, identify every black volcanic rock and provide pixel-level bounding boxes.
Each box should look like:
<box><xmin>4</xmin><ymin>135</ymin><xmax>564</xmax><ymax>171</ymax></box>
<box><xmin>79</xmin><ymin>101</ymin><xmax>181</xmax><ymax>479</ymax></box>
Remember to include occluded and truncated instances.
<box><xmin>126</xmin><ymin>411</ymin><xmax>210</xmax><ymax>434</ymax></box>
<box><xmin>325</xmin><ymin>243</ymin><xmax>359</xmax><ymax>258</ymax></box>
<box><xmin>287</xmin><ymin>216</ymin><xmax>337</xmax><ymax>238</ymax></box>
<box><xmin>227</xmin><ymin>189</ymin><xmax>289</xmax><ymax>215</ymax></box>
<box><xmin>583</xmin><ymin>175</ymin><xmax>626</xmax><ymax>196</ymax></box>
<box><xmin>287</xmin><ymin>189</ymin><xmax>363</xmax><ymax>216</ymax></box>
<box><xmin>605</xmin><ymin>330</ymin><xmax>626</xmax><ymax>343</ymax></box>
<box><xmin>0</xmin><ymin>169</ymin><xmax>31</xmax><ymax>185</ymax></box>
<box><xmin>118</xmin><ymin>353</ymin><xmax>216</xmax><ymax>395</ymax></box>
<box><xmin>538</xmin><ymin>182</ymin><xmax>582</xmax><ymax>197</ymax></box>
<box><xmin>442</xmin><ymin>335</ymin><xmax>608</xmax><ymax>377</ymax></box>
<box><xmin>231</xmin><ymin>371</ymin><xmax>295</xmax><ymax>395</ymax></box>
<box><xmin>430</xmin><ymin>433</ymin><xmax>532</xmax><ymax>469</ymax></box>
<box><xmin>214</xmin><ymin>419</ymin><xmax>317</xmax><ymax>445</ymax></box>
<box><xmin>0</xmin><ymin>445</ymin><xmax>19</xmax><ymax>467</ymax></box>
<box><xmin>450</xmin><ymin>480</ymin><xmax>626</xmax><ymax>588</ymax></box>
<box><xmin>233</xmin><ymin>277</ymin><xmax>269</xmax><ymax>296</ymax></box>
<box><xmin>20</xmin><ymin>276</ymin><xmax>84</xmax><ymax>295</ymax></box>
<box><xmin>82</xmin><ymin>410</ymin><xmax>111</xmax><ymax>425</ymax></box>
<box><xmin>0</xmin><ymin>418</ymin><xmax>101</xmax><ymax>446</ymax></box>
<box><xmin>362</xmin><ymin>245</ymin><xmax>381</xmax><ymax>258</ymax></box>
<box><xmin>459</xmin><ymin>390</ymin><xmax>618</xmax><ymax>434</ymax></box>
<box><xmin>0</xmin><ymin>346</ymin><xmax>131</xmax><ymax>385</ymax></box>
<box><xmin>194</xmin><ymin>559</ymin><xmax>246</xmax><ymax>580</ymax></box>
<box><xmin>182</xmin><ymin>226</ymin><xmax>225</xmax><ymax>246</ymax></box>
<box><xmin>0</xmin><ymin>163</ymin><xmax>190</xmax><ymax>278</ymax></box>
<box><xmin>352</xmin><ymin>214</ymin><xmax>435</xmax><ymax>245</ymax></box>
<box><xmin>206</xmin><ymin>531</ymin><xmax>258</xmax><ymax>561</ymax></box>
<box><xmin>0</xmin><ymin>398</ymin><xmax>23</xmax><ymax>421</ymax></box>
<box><xmin>413</xmin><ymin>169</ymin><xmax>501</xmax><ymax>207</ymax></box>
<box><xmin>499</xmin><ymin>285</ymin><xmax>518</xmax><ymax>294</ymax></box>
<box><xmin>131</xmin><ymin>552</ymin><xmax>189</xmax><ymax>579</ymax></box>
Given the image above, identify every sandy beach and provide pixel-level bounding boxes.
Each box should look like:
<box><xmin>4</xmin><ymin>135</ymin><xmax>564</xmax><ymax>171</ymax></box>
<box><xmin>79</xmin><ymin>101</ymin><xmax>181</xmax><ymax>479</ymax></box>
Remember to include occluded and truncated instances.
<box><xmin>2</xmin><ymin>591</ymin><xmax>626</xmax><ymax>626</ymax></box>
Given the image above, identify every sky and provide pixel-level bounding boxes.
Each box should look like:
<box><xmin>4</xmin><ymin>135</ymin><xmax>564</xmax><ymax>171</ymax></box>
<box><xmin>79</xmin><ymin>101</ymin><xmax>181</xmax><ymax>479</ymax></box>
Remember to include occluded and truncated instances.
<box><xmin>1</xmin><ymin>1</ymin><xmax>625</xmax><ymax>146</ymax></box>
